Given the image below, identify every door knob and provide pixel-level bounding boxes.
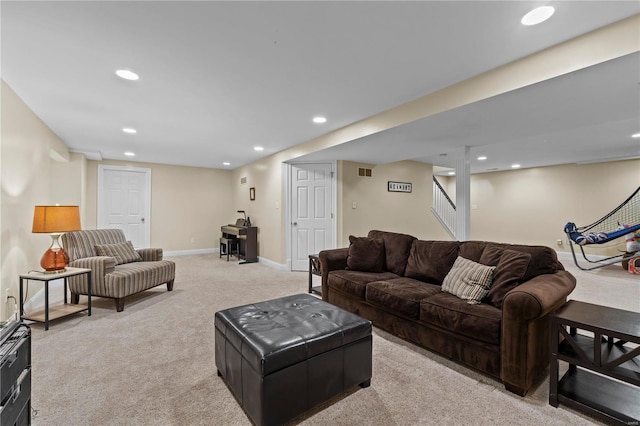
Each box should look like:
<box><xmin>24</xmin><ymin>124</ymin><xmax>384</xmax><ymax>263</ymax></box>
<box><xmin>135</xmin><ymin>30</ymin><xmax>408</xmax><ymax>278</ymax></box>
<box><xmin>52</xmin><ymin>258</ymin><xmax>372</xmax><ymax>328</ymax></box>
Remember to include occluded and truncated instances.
<box><xmin>293</xmin><ymin>222</ymin><xmax>298</xmax><ymax>226</ymax></box>
<box><xmin>141</xmin><ymin>218</ymin><xmax>145</xmax><ymax>223</ymax></box>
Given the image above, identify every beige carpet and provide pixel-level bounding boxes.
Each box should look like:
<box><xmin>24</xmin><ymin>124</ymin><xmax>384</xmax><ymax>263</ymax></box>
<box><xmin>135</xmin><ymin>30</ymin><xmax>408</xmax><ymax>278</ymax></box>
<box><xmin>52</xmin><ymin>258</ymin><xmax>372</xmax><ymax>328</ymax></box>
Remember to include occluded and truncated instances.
<box><xmin>27</xmin><ymin>253</ymin><xmax>636</xmax><ymax>425</ymax></box>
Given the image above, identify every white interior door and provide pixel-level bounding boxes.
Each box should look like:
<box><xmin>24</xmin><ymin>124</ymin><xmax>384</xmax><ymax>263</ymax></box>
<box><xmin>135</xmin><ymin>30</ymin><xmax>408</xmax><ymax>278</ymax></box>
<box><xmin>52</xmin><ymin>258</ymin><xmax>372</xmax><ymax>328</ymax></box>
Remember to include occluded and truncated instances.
<box><xmin>98</xmin><ymin>165</ymin><xmax>151</xmax><ymax>248</ymax></box>
<box><xmin>291</xmin><ymin>163</ymin><xmax>333</xmax><ymax>271</ymax></box>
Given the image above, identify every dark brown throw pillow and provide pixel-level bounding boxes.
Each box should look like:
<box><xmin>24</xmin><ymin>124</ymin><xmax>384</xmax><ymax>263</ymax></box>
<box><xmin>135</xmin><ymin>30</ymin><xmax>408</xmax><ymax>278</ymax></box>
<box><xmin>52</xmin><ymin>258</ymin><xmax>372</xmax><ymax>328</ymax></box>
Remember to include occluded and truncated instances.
<box><xmin>346</xmin><ymin>235</ymin><xmax>385</xmax><ymax>273</ymax></box>
<box><xmin>479</xmin><ymin>246</ymin><xmax>531</xmax><ymax>308</ymax></box>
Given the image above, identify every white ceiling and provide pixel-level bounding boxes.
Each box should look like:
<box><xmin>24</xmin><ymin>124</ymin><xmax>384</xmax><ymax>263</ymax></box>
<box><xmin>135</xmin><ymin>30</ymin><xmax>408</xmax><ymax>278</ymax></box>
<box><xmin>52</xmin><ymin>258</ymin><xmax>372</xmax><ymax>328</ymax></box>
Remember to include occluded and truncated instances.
<box><xmin>2</xmin><ymin>1</ymin><xmax>639</xmax><ymax>171</ymax></box>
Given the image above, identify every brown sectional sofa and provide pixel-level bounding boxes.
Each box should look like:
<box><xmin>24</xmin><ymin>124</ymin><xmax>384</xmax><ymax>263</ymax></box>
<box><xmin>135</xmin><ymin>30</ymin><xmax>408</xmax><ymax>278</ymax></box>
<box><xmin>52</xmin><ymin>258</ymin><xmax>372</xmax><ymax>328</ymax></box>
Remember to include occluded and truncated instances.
<box><xmin>319</xmin><ymin>230</ymin><xmax>576</xmax><ymax>396</ymax></box>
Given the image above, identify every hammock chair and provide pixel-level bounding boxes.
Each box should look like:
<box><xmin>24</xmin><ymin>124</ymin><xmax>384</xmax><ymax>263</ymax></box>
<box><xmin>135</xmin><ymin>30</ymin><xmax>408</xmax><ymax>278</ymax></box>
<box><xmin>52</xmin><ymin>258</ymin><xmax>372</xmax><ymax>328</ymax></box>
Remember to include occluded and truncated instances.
<box><xmin>564</xmin><ymin>186</ymin><xmax>640</xmax><ymax>271</ymax></box>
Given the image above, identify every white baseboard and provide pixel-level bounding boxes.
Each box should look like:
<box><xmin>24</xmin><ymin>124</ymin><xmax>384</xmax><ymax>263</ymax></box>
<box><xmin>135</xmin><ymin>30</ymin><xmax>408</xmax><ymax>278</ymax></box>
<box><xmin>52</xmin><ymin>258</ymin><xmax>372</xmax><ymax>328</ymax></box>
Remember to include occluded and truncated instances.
<box><xmin>164</xmin><ymin>248</ymin><xmax>217</xmax><ymax>257</ymax></box>
<box><xmin>257</xmin><ymin>257</ymin><xmax>288</xmax><ymax>271</ymax></box>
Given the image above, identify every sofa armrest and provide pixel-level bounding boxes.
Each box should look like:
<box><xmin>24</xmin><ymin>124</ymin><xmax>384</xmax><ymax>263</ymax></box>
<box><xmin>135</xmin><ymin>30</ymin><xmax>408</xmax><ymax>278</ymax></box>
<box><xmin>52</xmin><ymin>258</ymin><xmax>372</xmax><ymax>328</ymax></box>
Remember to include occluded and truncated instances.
<box><xmin>319</xmin><ymin>248</ymin><xmax>348</xmax><ymax>301</ymax></box>
<box><xmin>137</xmin><ymin>248</ymin><xmax>163</xmax><ymax>261</ymax></box>
<box><xmin>501</xmin><ymin>270</ymin><xmax>576</xmax><ymax>395</ymax></box>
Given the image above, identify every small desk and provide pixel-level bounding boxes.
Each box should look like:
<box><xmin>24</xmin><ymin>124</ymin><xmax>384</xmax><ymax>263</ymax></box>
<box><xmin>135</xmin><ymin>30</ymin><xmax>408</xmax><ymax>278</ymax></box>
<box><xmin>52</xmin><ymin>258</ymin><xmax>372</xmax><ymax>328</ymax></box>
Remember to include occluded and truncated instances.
<box><xmin>549</xmin><ymin>300</ymin><xmax>640</xmax><ymax>425</ymax></box>
<box><xmin>308</xmin><ymin>254</ymin><xmax>322</xmax><ymax>295</ymax></box>
<box><xmin>19</xmin><ymin>267</ymin><xmax>92</xmax><ymax>331</ymax></box>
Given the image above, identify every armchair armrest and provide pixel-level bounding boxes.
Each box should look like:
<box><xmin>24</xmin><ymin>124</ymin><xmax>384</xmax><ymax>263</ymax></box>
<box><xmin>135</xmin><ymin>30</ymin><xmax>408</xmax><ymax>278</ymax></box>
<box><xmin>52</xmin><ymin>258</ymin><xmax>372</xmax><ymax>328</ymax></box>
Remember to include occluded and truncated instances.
<box><xmin>501</xmin><ymin>270</ymin><xmax>576</xmax><ymax>395</ymax></box>
<box><xmin>68</xmin><ymin>256</ymin><xmax>117</xmax><ymax>294</ymax></box>
<box><xmin>137</xmin><ymin>248</ymin><xmax>163</xmax><ymax>261</ymax></box>
<box><xmin>319</xmin><ymin>248</ymin><xmax>348</xmax><ymax>301</ymax></box>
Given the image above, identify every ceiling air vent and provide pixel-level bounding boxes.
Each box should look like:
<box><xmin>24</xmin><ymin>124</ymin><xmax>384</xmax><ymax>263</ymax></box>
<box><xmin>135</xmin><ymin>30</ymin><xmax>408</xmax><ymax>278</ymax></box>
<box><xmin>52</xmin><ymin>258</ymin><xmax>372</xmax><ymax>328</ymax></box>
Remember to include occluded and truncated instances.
<box><xmin>358</xmin><ymin>168</ymin><xmax>372</xmax><ymax>177</ymax></box>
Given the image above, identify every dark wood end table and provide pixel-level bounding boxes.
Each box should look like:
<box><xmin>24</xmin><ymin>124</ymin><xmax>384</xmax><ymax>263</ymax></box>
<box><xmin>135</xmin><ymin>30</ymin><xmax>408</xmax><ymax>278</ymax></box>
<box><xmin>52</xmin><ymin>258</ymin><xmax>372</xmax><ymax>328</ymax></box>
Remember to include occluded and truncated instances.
<box><xmin>549</xmin><ymin>300</ymin><xmax>640</xmax><ymax>425</ymax></box>
<box><xmin>308</xmin><ymin>254</ymin><xmax>322</xmax><ymax>295</ymax></box>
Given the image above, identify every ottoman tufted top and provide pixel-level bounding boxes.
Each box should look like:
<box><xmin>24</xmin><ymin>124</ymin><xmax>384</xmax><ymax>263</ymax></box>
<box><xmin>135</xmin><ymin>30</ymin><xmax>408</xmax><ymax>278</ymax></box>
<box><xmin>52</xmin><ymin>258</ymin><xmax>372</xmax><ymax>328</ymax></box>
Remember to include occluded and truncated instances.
<box><xmin>215</xmin><ymin>293</ymin><xmax>371</xmax><ymax>376</ymax></box>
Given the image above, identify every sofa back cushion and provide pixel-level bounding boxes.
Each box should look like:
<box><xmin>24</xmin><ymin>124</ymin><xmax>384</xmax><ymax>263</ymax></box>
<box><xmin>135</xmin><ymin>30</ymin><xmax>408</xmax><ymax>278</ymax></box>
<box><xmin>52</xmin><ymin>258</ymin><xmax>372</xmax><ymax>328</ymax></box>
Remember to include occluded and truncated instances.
<box><xmin>460</xmin><ymin>241</ymin><xmax>558</xmax><ymax>282</ymax></box>
<box><xmin>405</xmin><ymin>240</ymin><xmax>459</xmax><ymax>284</ymax></box>
<box><xmin>368</xmin><ymin>230</ymin><xmax>417</xmax><ymax>276</ymax></box>
<box><xmin>479</xmin><ymin>247</ymin><xmax>531</xmax><ymax>308</ymax></box>
<box><xmin>346</xmin><ymin>235</ymin><xmax>385</xmax><ymax>273</ymax></box>
<box><xmin>62</xmin><ymin>229</ymin><xmax>128</xmax><ymax>261</ymax></box>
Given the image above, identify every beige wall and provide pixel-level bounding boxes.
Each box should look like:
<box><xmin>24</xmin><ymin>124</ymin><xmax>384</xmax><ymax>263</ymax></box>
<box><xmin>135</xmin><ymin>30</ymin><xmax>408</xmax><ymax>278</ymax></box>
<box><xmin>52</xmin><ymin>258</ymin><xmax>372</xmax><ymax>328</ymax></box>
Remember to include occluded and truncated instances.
<box><xmin>85</xmin><ymin>160</ymin><xmax>234</xmax><ymax>252</ymax></box>
<box><xmin>339</xmin><ymin>160</ymin><xmax>451</xmax><ymax>246</ymax></box>
<box><xmin>231</xmin><ymin>153</ymin><xmax>288</xmax><ymax>264</ymax></box>
<box><xmin>1</xmin><ymin>81</ymin><xmax>77</xmax><ymax>320</ymax></box>
<box><xmin>436</xmin><ymin>159</ymin><xmax>640</xmax><ymax>255</ymax></box>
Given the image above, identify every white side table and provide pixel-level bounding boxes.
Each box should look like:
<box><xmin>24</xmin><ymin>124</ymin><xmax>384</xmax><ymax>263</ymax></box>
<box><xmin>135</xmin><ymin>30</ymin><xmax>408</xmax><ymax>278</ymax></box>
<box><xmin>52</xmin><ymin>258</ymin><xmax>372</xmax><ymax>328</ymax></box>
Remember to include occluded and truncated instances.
<box><xmin>19</xmin><ymin>267</ymin><xmax>92</xmax><ymax>330</ymax></box>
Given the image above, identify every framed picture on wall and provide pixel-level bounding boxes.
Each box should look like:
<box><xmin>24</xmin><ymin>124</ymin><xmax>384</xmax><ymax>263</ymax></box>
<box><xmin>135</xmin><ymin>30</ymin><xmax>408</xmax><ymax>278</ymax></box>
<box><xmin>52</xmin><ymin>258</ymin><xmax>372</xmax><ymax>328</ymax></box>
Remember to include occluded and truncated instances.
<box><xmin>250</xmin><ymin>187</ymin><xmax>256</xmax><ymax>201</ymax></box>
<box><xmin>388</xmin><ymin>181</ymin><xmax>412</xmax><ymax>193</ymax></box>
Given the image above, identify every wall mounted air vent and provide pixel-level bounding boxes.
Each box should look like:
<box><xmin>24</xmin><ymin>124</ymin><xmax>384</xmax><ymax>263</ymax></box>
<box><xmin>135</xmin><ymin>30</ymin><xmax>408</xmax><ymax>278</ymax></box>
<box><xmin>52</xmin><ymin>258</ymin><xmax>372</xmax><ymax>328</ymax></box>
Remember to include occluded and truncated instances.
<box><xmin>358</xmin><ymin>168</ymin><xmax>372</xmax><ymax>177</ymax></box>
<box><xmin>240</xmin><ymin>177</ymin><xmax>247</xmax><ymax>184</ymax></box>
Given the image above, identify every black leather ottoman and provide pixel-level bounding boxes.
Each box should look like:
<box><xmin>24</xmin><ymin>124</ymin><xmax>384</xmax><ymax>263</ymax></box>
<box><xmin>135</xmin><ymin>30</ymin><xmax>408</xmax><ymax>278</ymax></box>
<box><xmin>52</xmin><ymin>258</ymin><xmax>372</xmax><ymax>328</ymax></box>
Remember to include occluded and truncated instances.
<box><xmin>215</xmin><ymin>293</ymin><xmax>372</xmax><ymax>426</ymax></box>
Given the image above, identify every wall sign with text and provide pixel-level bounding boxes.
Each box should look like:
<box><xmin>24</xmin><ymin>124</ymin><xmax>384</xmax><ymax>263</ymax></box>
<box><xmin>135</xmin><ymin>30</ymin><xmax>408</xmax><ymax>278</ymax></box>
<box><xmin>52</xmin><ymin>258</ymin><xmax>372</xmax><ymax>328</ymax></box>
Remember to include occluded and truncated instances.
<box><xmin>388</xmin><ymin>181</ymin><xmax>412</xmax><ymax>193</ymax></box>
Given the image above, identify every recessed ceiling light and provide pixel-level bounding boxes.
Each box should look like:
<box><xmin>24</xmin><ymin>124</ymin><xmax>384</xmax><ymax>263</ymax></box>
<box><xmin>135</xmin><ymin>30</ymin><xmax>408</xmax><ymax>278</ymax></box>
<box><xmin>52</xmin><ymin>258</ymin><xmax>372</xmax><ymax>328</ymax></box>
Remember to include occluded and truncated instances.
<box><xmin>511</xmin><ymin>164</ymin><xmax>521</xmax><ymax>169</ymax></box>
<box><xmin>313</xmin><ymin>116</ymin><xmax>327</xmax><ymax>124</ymax></box>
<box><xmin>122</xmin><ymin>128</ymin><xmax>137</xmax><ymax>134</ymax></box>
<box><xmin>447</xmin><ymin>171</ymin><xmax>455</xmax><ymax>176</ymax></box>
<box><xmin>477</xmin><ymin>156</ymin><xmax>487</xmax><ymax>161</ymax></box>
<box><xmin>632</xmin><ymin>133</ymin><xmax>640</xmax><ymax>138</ymax></box>
<box><xmin>521</xmin><ymin>6</ymin><xmax>555</xmax><ymax>26</ymax></box>
<box><xmin>124</xmin><ymin>152</ymin><xmax>135</xmax><ymax>157</ymax></box>
<box><xmin>254</xmin><ymin>146</ymin><xmax>264</xmax><ymax>151</ymax></box>
<box><xmin>223</xmin><ymin>162</ymin><xmax>230</xmax><ymax>166</ymax></box>
<box><xmin>116</xmin><ymin>69</ymin><xmax>139</xmax><ymax>81</ymax></box>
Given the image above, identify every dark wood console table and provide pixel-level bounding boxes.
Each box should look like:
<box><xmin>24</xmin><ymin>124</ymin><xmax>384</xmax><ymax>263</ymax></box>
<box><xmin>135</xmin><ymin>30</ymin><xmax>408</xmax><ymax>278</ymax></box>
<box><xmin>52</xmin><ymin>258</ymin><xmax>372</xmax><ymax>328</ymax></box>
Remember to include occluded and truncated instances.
<box><xmin>549</xmin><ymin>300</ymin><xmax>640</xmax><ymax>425</ymax></box>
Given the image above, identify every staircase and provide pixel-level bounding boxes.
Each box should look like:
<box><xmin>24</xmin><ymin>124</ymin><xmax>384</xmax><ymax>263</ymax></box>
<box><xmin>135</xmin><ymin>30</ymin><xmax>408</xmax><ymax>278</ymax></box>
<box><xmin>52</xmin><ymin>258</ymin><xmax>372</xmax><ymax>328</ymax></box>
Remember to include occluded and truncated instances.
<box><xmin>432</xmin><ymin>176</ymin><xmax>456</xmax><ymax>239</ymax></box>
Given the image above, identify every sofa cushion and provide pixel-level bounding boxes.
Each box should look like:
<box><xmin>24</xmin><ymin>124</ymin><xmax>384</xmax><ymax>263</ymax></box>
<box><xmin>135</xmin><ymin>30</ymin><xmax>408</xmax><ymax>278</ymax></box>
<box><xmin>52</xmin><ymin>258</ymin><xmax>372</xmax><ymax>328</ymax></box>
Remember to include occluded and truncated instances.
<box><xmin>368</xmin><ymin>230</ymin><xmax>416</xmax><ymax>276</ymax></box>
<box><xmin>420</xmin><ymin>292</ymin><xmax>502</xmax><ymax>345</ymax></box>
<box><xmin>95</xmin><ymin>241</ymin><xmax>142</xmax><ymax>265</ymax></box>
<box><xmin>405</xmin><ymin>240</ymin><xmax>459</xmax><ymax>284</ymax></box>
<box><xmin>346</xmin><ymin>235</ymin><xmax>385</xmax><ymax>273</ymax></box>
<box><xmin>441</xmin><ymin>256</ymin><xmax>496</xmax><ymax>304</ymax></box>
<box><xmin>479</xmin><ymin>247</ymin><xmax>532</xmax><ymax>309</ymax></box>
<box><xmin>327</xmin><ymin>270</ymin><xmax>399</xmax><ymax>300</ymax></box>
<box><xmin>365</xmin><ymin>278</ymin><xmax>441</xmax><ymax>319</ymax></box>
<box><xmin>460</xmin><ymin>241</ymin><xmax>558</xmax><ymax>282</ymax></box>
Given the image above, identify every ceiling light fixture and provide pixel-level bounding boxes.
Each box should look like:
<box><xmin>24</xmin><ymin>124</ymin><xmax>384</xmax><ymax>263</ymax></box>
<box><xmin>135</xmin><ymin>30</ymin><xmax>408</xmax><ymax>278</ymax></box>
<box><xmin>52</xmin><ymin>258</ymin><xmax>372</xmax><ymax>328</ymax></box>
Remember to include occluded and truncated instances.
<box><xmin>477</xmin><ymin>156</ymin><xmax>487</xmax><ymax>161</ymax></box>
<box><xmin>122</xmin><ymin>128</ymin><xmax>137</xmax><ymax>134</ymax></box>
<box><xmin>124</xmin><ymin>152</ymin><xmax>135</xmax><ymax>157</ymax></box>
<box><xmin>313</xmin><ymin>116</ymin><xmax>327</xmax><ymax>124</ymax></box>
<box><xmin>447</xmin><ymin>171</ymin><xmax>455</xmax><ymax>176</ymax></box>
<box><xmin>116</xmin><ymin>69</ymin><xmax>139</xmax><ymax>81</ymax></box>
<box><xmin>511</xmin><ymin>164</ymin><xmax>521</xmax><ymax>169</ymax></box>
<box><xmin>521</xmin><ymin>6</ymin><xmax>555</xmax><ymax>26</ymax></box>
<box><xmin>632</xmin><ymin>133</ymin><xmax>640</xmax><ymax>138</ymax></box>
<box><xmin>223</xmin><ymin>162</ymin><xmax>230</xmax><ymax>166</ymax></box>
<box><xmin>254</xmin><ymin>146</ymin><xmax>264</xmax><ymax>151</ymax></box>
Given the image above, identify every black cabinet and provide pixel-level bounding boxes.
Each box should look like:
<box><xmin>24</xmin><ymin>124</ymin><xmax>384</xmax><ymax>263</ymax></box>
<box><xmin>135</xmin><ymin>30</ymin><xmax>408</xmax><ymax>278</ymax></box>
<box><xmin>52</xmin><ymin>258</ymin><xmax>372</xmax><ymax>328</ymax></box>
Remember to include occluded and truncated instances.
<box><xmin>0</xmin><ymin>322</ymin><xmax>31</xmax><ymax>426</ymax></box>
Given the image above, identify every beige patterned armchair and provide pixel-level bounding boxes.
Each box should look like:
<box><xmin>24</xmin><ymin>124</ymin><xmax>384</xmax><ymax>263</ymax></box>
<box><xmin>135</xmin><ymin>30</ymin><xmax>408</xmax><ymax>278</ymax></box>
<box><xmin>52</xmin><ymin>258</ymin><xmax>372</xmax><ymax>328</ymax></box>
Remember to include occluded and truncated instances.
<box><xmin>61</xmin><ymin>229</ymin><xmax>175</xmax><ymax>312</ymax></box>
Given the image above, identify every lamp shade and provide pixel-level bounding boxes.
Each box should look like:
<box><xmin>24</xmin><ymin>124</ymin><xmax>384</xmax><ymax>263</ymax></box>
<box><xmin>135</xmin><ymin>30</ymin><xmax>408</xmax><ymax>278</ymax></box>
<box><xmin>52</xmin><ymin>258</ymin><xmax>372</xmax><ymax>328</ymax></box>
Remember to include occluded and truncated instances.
<box><xmin>32</xmin><ymin>205</ymin><xmax>81</xmax><ymax>233</ymax></box>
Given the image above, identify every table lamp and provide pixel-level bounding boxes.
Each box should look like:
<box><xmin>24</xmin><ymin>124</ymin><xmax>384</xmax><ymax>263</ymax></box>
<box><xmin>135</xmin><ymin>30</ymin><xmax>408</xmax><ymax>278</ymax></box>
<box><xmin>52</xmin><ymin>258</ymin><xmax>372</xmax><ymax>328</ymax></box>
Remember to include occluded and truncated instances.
<box><xmin>32</xmin><ymin>205</ymin><xmax>81</xmax><ymax>273</ymax></box>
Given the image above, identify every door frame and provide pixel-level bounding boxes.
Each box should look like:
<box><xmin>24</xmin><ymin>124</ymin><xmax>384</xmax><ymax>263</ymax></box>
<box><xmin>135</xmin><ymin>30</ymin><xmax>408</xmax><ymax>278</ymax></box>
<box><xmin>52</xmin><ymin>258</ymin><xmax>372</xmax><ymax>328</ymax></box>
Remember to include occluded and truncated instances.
<box><xmin>284</xmin><ymin>161</ymin><xmax>337</xmax><ymax>271</ymax></box>
<box><xmin>97</xmin><ymin>164</ymin><xmax>152</xmax><ymax>248</ymax></box>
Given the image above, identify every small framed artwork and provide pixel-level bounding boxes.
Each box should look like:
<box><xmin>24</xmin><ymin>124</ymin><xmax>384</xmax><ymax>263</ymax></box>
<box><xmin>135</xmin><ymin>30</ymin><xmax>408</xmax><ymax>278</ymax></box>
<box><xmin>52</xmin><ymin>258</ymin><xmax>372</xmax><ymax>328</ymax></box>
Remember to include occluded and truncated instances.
<box><xmin>249</xmin><ymin>187</ymin><xmax>256</xmax><ymax>201</ymax></box>
<box><xmin>388</xmin><ymin>181</ymin><xmax>412</xmax><ymax>193</ymax></box>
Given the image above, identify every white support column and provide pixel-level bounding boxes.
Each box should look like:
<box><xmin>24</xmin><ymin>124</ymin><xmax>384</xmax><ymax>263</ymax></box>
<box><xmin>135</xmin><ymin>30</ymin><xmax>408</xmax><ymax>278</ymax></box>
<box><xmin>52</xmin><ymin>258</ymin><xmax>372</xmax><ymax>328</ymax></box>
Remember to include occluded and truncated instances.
<box><xmin>455</xmin><ymin>146</ymin><xmax>471</xmax><ymax>241</ymax></box>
